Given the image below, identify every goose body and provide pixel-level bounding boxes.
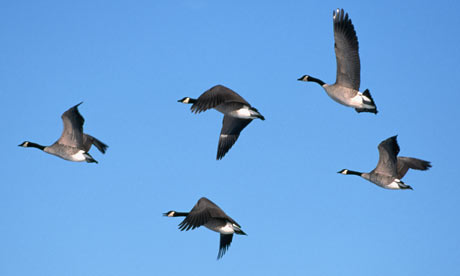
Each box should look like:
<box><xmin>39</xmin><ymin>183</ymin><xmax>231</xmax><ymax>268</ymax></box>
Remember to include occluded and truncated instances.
<box><xmin>19</xmin><ymin>102</ymin><xmax>108</xmax><ymax>163</ymax></box>
<box><xmin>298</xmin><ymin>9</ymin><xmax>378</xmax><ymax>114</ymax></box>
<box><xmin>164</xmin><ymin>197</ymin><xmax>246</xmax><ymax>259</ymax></box>
<box><xmin>338</xmin><ymin>136</ymin><xmax>431</xmax><ymax>190</ymax></box>
<box><xmin>178</xmin><ymin>84</ymin><xmax>264</xmax><ymax>160</ymax></box>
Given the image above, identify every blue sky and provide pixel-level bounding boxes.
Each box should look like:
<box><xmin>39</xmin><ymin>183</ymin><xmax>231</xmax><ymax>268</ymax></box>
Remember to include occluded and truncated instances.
<box><xmin>2</xmin><ymin>1</ymin><xmax>459</xmax><ymax>275</ymax></box>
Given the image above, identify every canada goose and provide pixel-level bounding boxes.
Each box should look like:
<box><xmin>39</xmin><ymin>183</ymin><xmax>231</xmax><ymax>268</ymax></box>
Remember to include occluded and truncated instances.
<box><xmin>298</xmin><ymin>9</ymin><xmax>378</xmax><ymax>114</ymax></box>
<box><xmin>338</xmin><ymin>136</ymin><xmax>431</xmax><ymax>190</ymax></box>
<box><xmin>178</xmin><ymin>84</ymin><xmax>264</xmax><ymax>160</ymax></box>
<box><xmin>18</xmin><ymin>102</ymin><xmax>108</xmax><ymax>163</ymax></box>
<box><xmin>164</xmin><ymin>197</ymin><xmax>247</xmax><ymax>259</ymax></box>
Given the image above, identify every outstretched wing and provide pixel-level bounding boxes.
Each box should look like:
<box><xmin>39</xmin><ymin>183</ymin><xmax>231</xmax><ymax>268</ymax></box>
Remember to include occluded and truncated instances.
<box><xmin>396</xmin><ymin>157</ymin><xmax>432</xmax><ymax>179</ymax></box>
<box><xmin>178</xmin><ymin>197</ymin><xmax>236</xmax><ymax>231</ymax></box>
<box><xmin>217</xmin><ymin>234</ymin><xmax>234</xmax><ymax>259</ymax></box>
<box><xmin>83</xmin><ymin>134</ymin><xmax>108</xmax><ymax>153</ymax></box>
<box><xmin>333</xmin><ymin>8</ymin><xmax>361</xmax><ymax>90</ymax></box>
<box><xmin>57</xmin><ymin>102</ymin><xmax>85</xmax><ymax>147</ymax></box>
<box><xmin>191</xmin><ymin>85</ymin><xmax>249</xmax><ymax>113</ymax></box>
<box><xmin>217</xmin><ymin>116</ymin><xmax>252</xmax><ymax>160</ymax></box>
<box><xmin>373</xmin><ymin>136</ymin><xmax>400</xmax><ymax>176</ymax></box>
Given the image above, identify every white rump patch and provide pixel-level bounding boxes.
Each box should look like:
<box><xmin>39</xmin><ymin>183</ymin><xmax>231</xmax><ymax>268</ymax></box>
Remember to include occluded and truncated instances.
<box><xmin>386</xmin><ymin>180</ymin><xmax>402</xmax><ymax>190</ymax></box>
<box><xmin>71</xmin><ymin>150</ymin><xmax>87</xmax><ymax>162</ymax></box>
<box><xmin>218</xmin><ymin>222</ymin><xmax>236</xmax><ymax>234</ymax></box>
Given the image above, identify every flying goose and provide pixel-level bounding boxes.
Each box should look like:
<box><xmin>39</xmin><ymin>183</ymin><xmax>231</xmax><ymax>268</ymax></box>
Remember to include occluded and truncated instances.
<box><xmin>298</xmin><ymin>8</ymin><xmax>378</xmax><ymax>114</ymax></box>
<box><xmin>164</xmin><ymin>197</ymin><xmax>247</xmax><ymax>259</ymax></box>
<box><xmin>19</xmin><ymin>102</ymin><xmax>108</xmax><ymax>163</ymax></box>
<box><xmin>338</xmin><ymin>136</ymin><xmax>431</xmax><ymax>190</ymax></box>
<box><xmin>178</xmin><ymin>84</ymin><xmax>264</xmax><ymax>160</ymax></box>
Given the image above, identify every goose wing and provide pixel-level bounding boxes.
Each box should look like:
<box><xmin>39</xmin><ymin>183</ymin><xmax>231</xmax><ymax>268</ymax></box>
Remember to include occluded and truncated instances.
<box><xmin>191</xmin><ymin>85</ymin><xmax>249</xmax><ymax>113</ymax></box>
<box><xmin>373</xmin><ymin>136</ymin><xmax>400</xmax><ymax>176</ymax></box>
<box><xmin>178</xmin><ymin>197</ymin><xmax>238</xmax><ymax>231</ymax></box>
<box><xmin>218</xmin><ymin>234</ymin><xmax>234</xmax><ymax>259</ymax></box>
<box><xmin>333</xmin><ymin>8</ymin><xmax>361</xmax><ymax>90</ymax></box>
<box><xmin>217</xmin><ymin>116</ymin><xmax>252</xmax><ymax>160</ymax></box>
<box><xmin>396</xmin><ymin>157</ymin><xmax>432</xmax><ymax>179</ymax></box>
<box><xmin>57</xmin><ymin>102</ymin><xmax>85</xmax><ymax>147</ymax></box>
<box><xmin>83</xmin><ymin>134</ymin><xmax>108</xmax><ymax>153</ymax></box>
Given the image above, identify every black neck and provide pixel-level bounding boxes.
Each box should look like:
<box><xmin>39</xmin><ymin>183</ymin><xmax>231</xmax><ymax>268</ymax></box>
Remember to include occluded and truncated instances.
<box><xmin>172</xmin><ymin>212</ymin><xmax>189</xmax><ymax>217</ymax></box>
<box><xmin>308</xmin><ymin>76</ymin><xmax>326</xmax><ymax>86</ymax></box>
<box><xmin>347</xmin><ymin>170</ymin><xmax>363</xmax><ymax>176</ymax></box>
<box><xmin>27</xmin><ymin>142</ymin><xmax>46</xmax><ymax>151</ymax></box>
<box><xmin>188</xmin><ymin>98</ymin><xmax>197</xmax><ymax>104</ymax></box>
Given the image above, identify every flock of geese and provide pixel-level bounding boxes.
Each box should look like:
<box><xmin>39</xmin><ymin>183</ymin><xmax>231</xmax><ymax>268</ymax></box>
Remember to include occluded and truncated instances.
<box><xmin>19</xmin><ymin>9</ymin><xmax>431</xmax><ymax>259</ymax></box>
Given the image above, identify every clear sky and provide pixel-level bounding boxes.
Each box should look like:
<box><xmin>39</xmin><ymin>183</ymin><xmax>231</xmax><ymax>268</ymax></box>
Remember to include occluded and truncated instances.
<box><xmin>2</xmin><ymin>0</ymin><xmax>459</xmax><ymax>275</ymax></box>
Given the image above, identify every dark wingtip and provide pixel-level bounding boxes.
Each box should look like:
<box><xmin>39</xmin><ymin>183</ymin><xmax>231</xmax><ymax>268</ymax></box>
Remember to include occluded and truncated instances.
<box><xmin>426</xmin><ymin>162</ymin><xmax>432</xmax><ymax>169</ymax></box>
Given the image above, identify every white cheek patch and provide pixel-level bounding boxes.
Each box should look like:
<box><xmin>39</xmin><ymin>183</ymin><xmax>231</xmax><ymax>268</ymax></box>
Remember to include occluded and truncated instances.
<box><xmin>167</xmin><ymin>212</ymin><xmax>175</xmax><ymax>217</ymax></box>
<box><xmin>341</xmin><ymin>169</ymin><xmax>348</xmax><ymax>175</ymax></box>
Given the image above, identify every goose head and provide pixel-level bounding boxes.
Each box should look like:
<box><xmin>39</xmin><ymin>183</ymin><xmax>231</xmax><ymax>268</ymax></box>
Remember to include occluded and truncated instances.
<box><xmin>177</xmin><ymin>97</ymin><xmax>192</xmax><ymax>104</ymax></box>
<box><xmin>18</xmin><ymin>141</ymin><xmax>30</xmax><ymax>147</ymax></box>
<box><xmin>297</xmin><ymin>75</ymin><xmax>310</xmax><ymax>81</ymax></box>
<box><xmin>163</xmin><ymin>211</ymin><xmax>177</xmax><ymax>217</ymax></box>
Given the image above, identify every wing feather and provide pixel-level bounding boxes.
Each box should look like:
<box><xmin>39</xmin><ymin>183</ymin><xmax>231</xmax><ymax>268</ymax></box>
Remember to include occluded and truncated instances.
<box><xmin>396</xmin><ymin>157</ymin><xmax>432</xmax><ymax>179</ymax></box>
<box><xmin>373</xmin><ymin>136</ymin><xmax>399</xmax><ymax>176</ymax></box>
<box><xmin>178</xmin><ymin>197</ymin><xmax>238</xmax><ymax>231</ymax></box>
<box><xmin>333</xmin><ymin>9</ymin><xmax>361</xmax><ymax>90</ymax></box>
<box><xmin>57</xmin><ymin>102</ymin><xmax>85</xmax><ymax>147</ymax></box>
<box><xmin>190</xmin><ymin>85</ymin><xmax>249</xmax><ymax>113</ymax></box>
<box><xmin>217</xmin><ymin>116</ymin><xmax>252</xmax><ymax>160</ymax></box>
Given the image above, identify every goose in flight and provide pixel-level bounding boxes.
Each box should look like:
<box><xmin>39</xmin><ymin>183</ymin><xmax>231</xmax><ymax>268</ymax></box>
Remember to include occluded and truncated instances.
<box><xmin>298</xmin><ymin>8</ymin><xmax>378</xmax><ymax>114</ymax></box>
<box><xmin>164</xmin><ymin>197</ymin><xmax>247</xmax><ymax>259</ymax></box>
<box><xmin>338</xmin><ymin>136</ymin><xmax>431</xmax><ymax>190</ymax></box>
<box><xmin>178</xmin><ymin>84</ymin><xmax>264</xmax><ymax>160</ymax></box>
<box><xmin>19</xmin><ymin>102</ymin><xmax>108</xmax><ymax>163</ymax></box>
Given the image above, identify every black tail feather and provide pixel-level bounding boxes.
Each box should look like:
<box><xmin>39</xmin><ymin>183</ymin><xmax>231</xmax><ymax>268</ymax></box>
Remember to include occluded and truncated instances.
<box><xmin>84</xmin><ymin>152</ymin><xmax>98</xmax><ymax>164</ymax></box>
<box><xmin>355</xmin><ymin>89</ymin><xmax>378</xmax><ymax>114</ymax></box>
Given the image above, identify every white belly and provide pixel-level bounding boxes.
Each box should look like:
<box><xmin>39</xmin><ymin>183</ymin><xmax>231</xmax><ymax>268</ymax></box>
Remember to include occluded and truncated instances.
<box><xmin>214</xmin><ymin>104</ymin><xmax>257</xmax><ymax>119</ymax></box>
<box><xmin>386</xmin><ymin>180</ymin><xmax>402</xmax><ymax>190</ymax></box>
<box><xmin>229</xmin><ymin>108</ymin><xmax>253</xmax><ymax>119</ymax></box>
<box><xmin>204</xmin><ymin>221</ymin><xmax>235</xmax><ymax>234</ymax></box>
<box><xmin>324</xmin><ymin>85</ymin><xmax>373</xmax><ymax>109</ymax></box>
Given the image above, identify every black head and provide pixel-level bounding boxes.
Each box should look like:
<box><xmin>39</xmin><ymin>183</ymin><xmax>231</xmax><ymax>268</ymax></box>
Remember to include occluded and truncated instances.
<box><xmin>163</xmin><ymin>211</ymin><xmax>176</xmax><ymax>217</ymax></box>
<box><xmin>337</xmin><ymin>169</ymin><xmax>348</xmax><ymax>174</ymax></box>
<box><xmin>177</xmin><ymin>97</ymin><xmax>191</xmax><ymax>104</ymax></box>
<box><xmin>18</xmin><ymin>141</ymin><xmax>30</xmax><ymax>147</ymax></box>
<box><xmin>297</xmin><ymin>75</ymin><xmax>310</xmax><ymax>81</ymax></box>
